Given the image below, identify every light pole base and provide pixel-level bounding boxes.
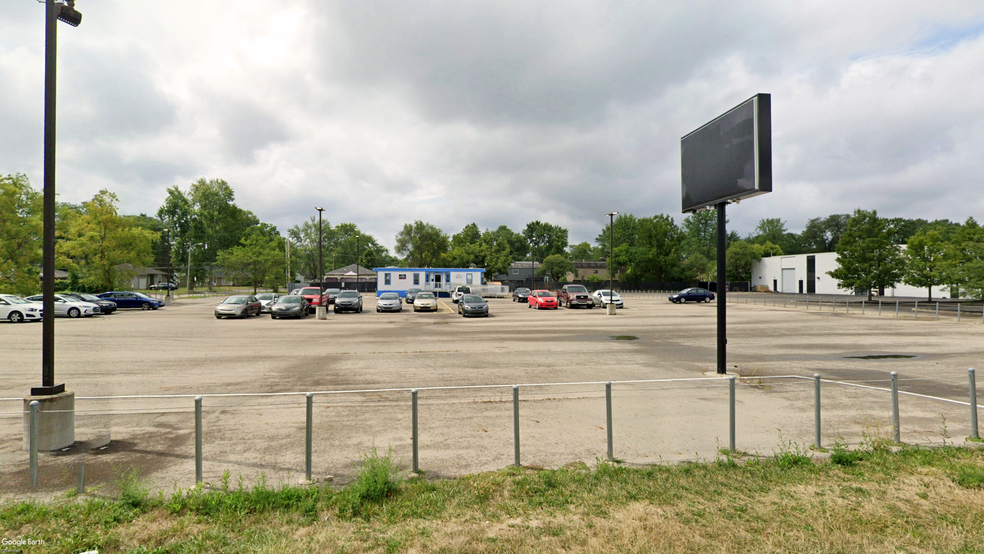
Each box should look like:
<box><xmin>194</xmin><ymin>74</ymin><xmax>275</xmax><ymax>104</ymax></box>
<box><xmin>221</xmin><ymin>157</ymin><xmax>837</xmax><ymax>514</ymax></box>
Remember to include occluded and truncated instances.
<box><xmin>23</xmin><ymin>390</ymin><xmax>75</xmax><ymax>451</ymax></box>
<box><xmin>164</xmin><ymin>295</ymin><xmax>173</xmax><ymax>306</ymax></box>
<box><xmin>316</xmin><ymin>306</ymin><xmax>327</xmax><ymax>320</ymax></box>
<box><xmin>607</xmin><ymin>303</ymin><xmax>617</xmax><ymax>315</ymax></box>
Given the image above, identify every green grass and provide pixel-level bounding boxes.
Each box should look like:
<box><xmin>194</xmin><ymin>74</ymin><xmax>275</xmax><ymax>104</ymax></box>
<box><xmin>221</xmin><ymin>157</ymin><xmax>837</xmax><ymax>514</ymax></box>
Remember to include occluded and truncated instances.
<box><xmin>5</xmin><ymin>445</ymin><xmax>984</xmax><ymax>553</ymax></box>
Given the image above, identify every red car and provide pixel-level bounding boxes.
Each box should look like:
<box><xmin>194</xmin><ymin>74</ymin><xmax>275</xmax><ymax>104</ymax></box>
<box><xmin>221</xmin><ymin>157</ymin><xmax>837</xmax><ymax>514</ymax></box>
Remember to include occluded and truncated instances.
<box><xmin>297</xmin><ymin>287</ymin><xmax>325</xmax><ymax>307</ymax></box>
<box><xmin>528</xmin><ymin>290</ymin><xmax>559</xmax><ymax>309</ymax></box>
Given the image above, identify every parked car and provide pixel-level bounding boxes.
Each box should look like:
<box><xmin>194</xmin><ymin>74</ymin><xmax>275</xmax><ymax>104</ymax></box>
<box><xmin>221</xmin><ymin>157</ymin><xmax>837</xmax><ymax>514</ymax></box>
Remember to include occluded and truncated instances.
<box><xmin>148</xmin><ymin>282</ymin><xmax>177</xmax><ymax>290</ymax></box>
<box><xmin>556</xmin><ymin>284</ymin><xmax>594</xmax><ymax>308</ymax></box>
<box><xmin>214</xmin><ymin>295</ymin><xmax>262</xmax><ymax>319</ymax></box>
<box><xmin>270</xmin><ymin>295</ymin><xmax>309</xmax><ymax>319</ymax></box>
<box><xmin>26</xmin><ymin>294</ymin><xmax>101</xmax><ymax>317</ymax></box>
<box><xmin>512</xmin><ymin>288</ymin><xmax>531</xmax><ymax>303</ymax></box>
<box><xmin>405</xmin><ymin>288</ymin><xmax>423</xmax><ymax>304</ymax></box>
<box><xmin>324</xmin><ymin>288</ymin><xmax>341</xmax><ymax>304</ymax></box>
<box><xmin>297</xmin><ymin>287</ymin><xmax>326</xmax><ymax>307</ymax></box>
<box><xmin>255</xmin><ymin>292</ymin><xmax>279</xmax><ymax>314</ymax></box>
<box><xmin>0</xmin><ymin>294</ymin><xmax>43</xmax><ymax>323</ymax></box>
<box><xmin>334</xmin><ymin>290</ymin><xmax>363</xmax><ymax>313</ymax></box>
<box><xmin>376</xmin><ymin>292</ymin><xmax>403</xmax><ymax>313</ymax></box>
<box><xmin>451</xmin><ymin>285</ymin><xmax>472</xmax><ymax>303</ymax></box>
<box><xmin>457</xmin><ymin>294</ymin><xmax>489</xmax><ymax>317</ymax></box>
<box><xmin>668</xmin><ymin>288</ymin><xmax>714</xmax><ymax>304</ymax></box>
<box><xmin>528</xmin><ymin>290</ymin><xmax>558</xmax><ymax>310</ymax></box>
<box><xmin>413</xmin><ymin>291</ymin><xmax>438</xmax><ymax>312</ymax></box>
<box><xmin>63</xmin><ymin>292</ymin><xmax>117</xmax><ymax>314</ymax></box>
<box><xmin>592</xmin><ymin>289</ymin><xmax>625</xmax><ymax>308</ymax></box>
<box><xmin>97</xmin><ymin>291</ymin><xmax>164</xmax><ymax>310</ymax></box>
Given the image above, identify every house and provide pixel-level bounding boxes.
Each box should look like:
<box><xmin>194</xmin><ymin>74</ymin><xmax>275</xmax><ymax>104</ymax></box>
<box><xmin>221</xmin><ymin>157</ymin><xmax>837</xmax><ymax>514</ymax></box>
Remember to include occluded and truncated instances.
<box><xmin>566</xmin><ymin>261</ymin><xmax>608</xmax><ymax>282</ymax></box>
<box><xmin>492</xmin><ymin>261</ymin><xmax>540</xmax><ymax>288</ymax></box>
<box><xmin>374</xmin><ymin>267</ymin><xmax>485</xmax><ymax>297</ymax></box>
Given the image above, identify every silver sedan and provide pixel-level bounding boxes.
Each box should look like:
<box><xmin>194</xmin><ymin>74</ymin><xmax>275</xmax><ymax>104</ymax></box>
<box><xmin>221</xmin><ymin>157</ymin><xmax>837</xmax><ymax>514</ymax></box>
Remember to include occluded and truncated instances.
<box><xmin>26</xmin><ymin>294</ymin><xmax>100</xmax><ymax>318</ymax></box>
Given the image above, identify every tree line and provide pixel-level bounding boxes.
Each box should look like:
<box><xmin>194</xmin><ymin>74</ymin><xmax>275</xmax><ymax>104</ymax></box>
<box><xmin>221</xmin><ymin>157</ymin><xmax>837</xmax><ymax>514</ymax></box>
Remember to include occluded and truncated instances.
<box><xmin>1</xmin><ymin>173</ymin><xmax>980</xmax><ymax>298</ymax></box>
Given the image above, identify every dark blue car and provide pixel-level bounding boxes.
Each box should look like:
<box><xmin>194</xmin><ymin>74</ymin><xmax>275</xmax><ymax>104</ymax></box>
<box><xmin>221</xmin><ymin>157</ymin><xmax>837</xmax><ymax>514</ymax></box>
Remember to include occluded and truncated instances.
<box><xmin>98</xmin><ymin>291</ymin><xmax>164</xmax><ymax>310</ymax></box>
<box><xmin>668</xmin><ymin>288</ymin><xmax>715</xmax><ymax>304</ymax></box>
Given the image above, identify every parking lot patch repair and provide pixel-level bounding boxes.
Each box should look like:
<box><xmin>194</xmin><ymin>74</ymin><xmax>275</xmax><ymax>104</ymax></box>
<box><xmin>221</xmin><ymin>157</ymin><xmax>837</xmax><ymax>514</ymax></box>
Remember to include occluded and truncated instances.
<box><xmin>843</xmin><ymin>354</ymin><xmax>916</xmax><ymax>360</ymax></box>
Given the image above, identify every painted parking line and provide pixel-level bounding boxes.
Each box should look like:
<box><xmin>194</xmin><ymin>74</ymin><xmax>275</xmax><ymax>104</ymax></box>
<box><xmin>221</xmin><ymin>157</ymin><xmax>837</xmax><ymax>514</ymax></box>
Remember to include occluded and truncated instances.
<box><xmin>438</xmin><ymin>300</ymin><xmax>455</xmax><ymax>314</ymax></box>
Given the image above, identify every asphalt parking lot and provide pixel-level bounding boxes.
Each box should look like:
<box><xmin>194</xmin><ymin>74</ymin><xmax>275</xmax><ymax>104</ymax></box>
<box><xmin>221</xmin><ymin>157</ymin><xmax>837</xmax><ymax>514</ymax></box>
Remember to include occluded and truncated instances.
<box><xmin>2</xmin><ymin>292</ymin><xmax>983</xmax><ymax>496</ymax></box>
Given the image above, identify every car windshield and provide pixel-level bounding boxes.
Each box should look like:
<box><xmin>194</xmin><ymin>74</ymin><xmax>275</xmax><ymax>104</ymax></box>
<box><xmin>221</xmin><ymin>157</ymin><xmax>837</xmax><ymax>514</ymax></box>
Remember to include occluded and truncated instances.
<box><xmin>277</xmin><ymin>296</ymin><xmax>302</xmax><ymax>304</ymax></box>
<box><xmin>380</xmin><ymin>293</ymin><xmax>400</xmax><ymax>300</ymax></box>
<box><xmin>408</xmin><ymin>288</ymin><xmax>421</xmax><ymax>294</ymax></box>
<box><xmin>599</xmin><ymin>291</ymin><xmax>613</xmax><ymax>297</ymax></box>
<box><xmin>567</xmin><ymin>286</ymin><xmax>588</xmax><ymax>292</ymax></box>
<box><xmin>300</xmin><ymin>288</ymin><xmax>320</xmax><ymax>295</ymax></box>
<box><xmin>327</xmin><ymin>289</ymin><xmax>340</xmax><ymax>294</ymax></box>
<box><xmin>223</xmin><ymin>296</ymin><xmax>248</xmax><ymax>304</ymax></box>
<box><xmin>459</xmin><ymin>286</ymin><xmax>470</xmax><ymax>293</ymax></box>
<box><xmin>77</xmin><ymin>294</ymin><xmax>101</xmax><ymax>302</ymax></box>
<box><xmin>256</xmin><ymin>293</ymin><xmax>275</xmax><ymax>300</ymax></box>
<box><xmin>462</xmin><ymin>295</ymin><xmax>483</xmax><ymax>303</ymax></box>
<box><xmin>516</xmin><ymin>288</ymin><xmax>530</xmax><ymax>293</ymax></box>
<box><xmin>338</xmin><ymin>291</ymin><xmax>359</xmax><ymax>298</ymax></box>
<box><xmin>1</xmin><ymin>295</ymin><xmax>30</xmax><ymax>304</ymax></box>
<box><xmin>416</xmin><ymin>292</ymin><xmax>435</xmax><ymax>299</ymax></box>
<box><xmin>679</xmin><ymin>288</ymin><xmax>694</xmax><ymax>293</ymax></box>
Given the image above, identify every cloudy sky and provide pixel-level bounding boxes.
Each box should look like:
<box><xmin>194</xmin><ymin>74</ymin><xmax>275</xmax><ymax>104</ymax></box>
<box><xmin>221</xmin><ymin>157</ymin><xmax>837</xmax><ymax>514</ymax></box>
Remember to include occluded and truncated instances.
<box><xmin>3</xmin><ymin>1</ymin><xmax>984</xmax><ymax>252</ymax></box>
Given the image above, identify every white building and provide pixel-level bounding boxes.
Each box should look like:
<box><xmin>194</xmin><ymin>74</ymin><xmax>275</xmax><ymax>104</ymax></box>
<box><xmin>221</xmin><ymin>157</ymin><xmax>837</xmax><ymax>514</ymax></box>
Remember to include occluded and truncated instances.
<box><xmin>374</xmin><ymin>267</ymin><xmax>486</xmax><ymax>297</ymax></box>
<box><xmin>751</xmin><ymin>252</ymin><xmax>949</xmax><ymax>298</ymax></box>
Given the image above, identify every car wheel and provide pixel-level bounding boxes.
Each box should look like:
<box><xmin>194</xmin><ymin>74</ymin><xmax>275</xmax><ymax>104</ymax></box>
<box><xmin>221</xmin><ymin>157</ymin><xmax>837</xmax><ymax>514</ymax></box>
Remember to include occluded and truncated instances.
<box><xmin>705</xmin><ymin>297</ymin><xmax>712</xmax><ymax>303</ymax></box>
<box><xmin>9</xmin><ymin>311</ymin><xmax>24</xmax><ymax>323</ymax></box>
<box><xmin>67</xmin><ymin>307</ymin><xmax>81</xmax><ymax>318</ymax></box>
<box><xmin>141</xmin><ymin>302</ymin><xmax>151</xmax><ymax>310</ymax></box>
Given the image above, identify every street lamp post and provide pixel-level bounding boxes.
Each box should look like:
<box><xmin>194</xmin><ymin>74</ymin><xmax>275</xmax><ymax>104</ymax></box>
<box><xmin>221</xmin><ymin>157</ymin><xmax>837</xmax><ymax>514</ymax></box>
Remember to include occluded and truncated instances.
<box><xmin>607</xmin><ymin>212</ymin><xmax>618</xmax><ymax>315</ymax></box>
<box><xmin>164</xmin><ymin>229</ymin><xmax>172</xmax><ymax>303</ymax></box>
<box><xmin>529</xmin><ymin>238</ymin><xmax>537</xmax><ymax>290</ymax></box>
<box><xmin>355</xmin><ymin>232</ymin><xmax>360</xmax><ymax>293</ymax></box>
<box><xmin>316</xmin><ymin>207</ymin><xmax>325</xmax><ymax>299</ymax></box>
<box><xmin>35</xmin><ymin>0</ymin><xmax>82</xmax><ymax>399</ymax></box>
<box><xmin>187</xmin><ymin>243</ymin><xmax>203</xmax><ymax>292</ymax></box>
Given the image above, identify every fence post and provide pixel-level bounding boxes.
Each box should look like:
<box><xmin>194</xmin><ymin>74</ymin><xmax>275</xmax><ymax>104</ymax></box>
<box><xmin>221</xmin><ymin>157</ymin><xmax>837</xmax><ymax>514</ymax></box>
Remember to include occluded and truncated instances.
<box><xmin>935</xmin><ymin>302</ymin><xmax>939</xmax><ymax>321</ymax></box>
<box><xmin>958</xmin><ymin>303</ymin><xmax>961</xmax><ymax>322</ymax></box>
<box><xmin>970</xmin><ymin>369</ymin><xmax>979</xmax><ymax>440</ymax></box>
<box><xmin>783</xmin><ymin>294</ymin><xmax>786</xmax><ymax>308</ymax></box>
<box><xmin>878</xmin><ymin>300</ymin><xmax>881</xmax><ymax>316</ymax></box>
<box><xmin>862</xmin><ymin>300</ymin><xmax>865</xmax><ymax>315</ymax></box>
<box><xmin>914</xmin><ymin>300</ymin><xmax>919</xmax><ymax>320</ymax></box>
<box><xmin>846</xmin><ymin>299</ymin><xmax>849</xmax><ymax>314</ymax></box>
<box><xmin>891</xmin><ymin>372</ymin><xmax>900</xmax><ymax>443</ymax></box>
<box><xmin>606</xmin><ymin>381</ymin><xmax>613</xmax><ymax>463</ymax></box>
<box><xmin>77</xmin><ymin>463</ymin><xmax>86</xmax><ymax>495</ymax></box>
<box><xmin>195</xmin><ymin>395</ymin><xmax>203</xmax><ymax>484</ymax></box>
<box><xmin>305</xmin><ymin>393</ymin><xmax>313</xmax><ymax>482</ymax></box>
<box><xmin>729</xmin><ymin>376</ymin><xmax>736</xmax><ymax>452</ymax></box>
<box><xmin>411</xmin><ymin>389</ymin><xmax>419</xmax><ymax>473</ymax></box>
<box><xmin>814</xmin><ymin>374</ymin><xmax>822</xmax><ymax>450</ymax></box>
<box><xmin>895</xmin><ymin>301</ymin><xmax>899</xmax><ymax>318</ymax></box>
<box><xmin>794</xmin><ymin>296</ymin><xmax>797</xmax><ymax>308</ymax></box>
<box><xmin>29</xmin><ymin>400</ymin><xmax>39</xmax><ymax>489</ymax></box>
<box><xmin>513</xmin><ymin>385</ymin><xmax>520</xmax><ymax>467</ymax></box>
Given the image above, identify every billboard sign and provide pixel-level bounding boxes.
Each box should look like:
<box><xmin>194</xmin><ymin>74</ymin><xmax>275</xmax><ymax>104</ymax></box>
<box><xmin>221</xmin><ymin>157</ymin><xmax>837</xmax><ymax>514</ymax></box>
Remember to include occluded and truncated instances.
<box><xmin>681</xmin><ymin>93</ymin><xmax>772</xmax><ymax>213</ymax></box>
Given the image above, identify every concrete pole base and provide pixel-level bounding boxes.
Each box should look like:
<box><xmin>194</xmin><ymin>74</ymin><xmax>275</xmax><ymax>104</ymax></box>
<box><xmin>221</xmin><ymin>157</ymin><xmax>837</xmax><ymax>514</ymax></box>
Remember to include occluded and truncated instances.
<box><xmin>23</xmin><ymin>391</ymin><xmax>75</xmax><ymax>451</ymax></box>
<box><xmin>316</xmin><ymin>306</ymin><xmax>328</xmax><ymax>320</ymax></box>
<box><xmin>607</xmin><ymin>303</ymin><xmax>617</xmax><ymax>315</ymax></box>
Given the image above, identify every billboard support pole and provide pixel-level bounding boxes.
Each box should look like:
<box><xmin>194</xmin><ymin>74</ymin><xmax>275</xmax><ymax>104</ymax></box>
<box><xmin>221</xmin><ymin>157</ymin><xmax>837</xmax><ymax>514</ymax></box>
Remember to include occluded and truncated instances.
<box><xmin>717</xmin><ymin>202</ymin><xmax>727</xmax><ymax>375</ymax></box>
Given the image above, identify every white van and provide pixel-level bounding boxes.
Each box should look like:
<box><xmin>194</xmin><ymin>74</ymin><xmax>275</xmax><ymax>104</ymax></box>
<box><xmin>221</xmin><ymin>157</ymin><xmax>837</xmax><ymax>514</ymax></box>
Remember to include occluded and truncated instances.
<box><xmin>451</xmin><ymin>285</ymin><xmax>471</xmax><ymax>304</ymax></box>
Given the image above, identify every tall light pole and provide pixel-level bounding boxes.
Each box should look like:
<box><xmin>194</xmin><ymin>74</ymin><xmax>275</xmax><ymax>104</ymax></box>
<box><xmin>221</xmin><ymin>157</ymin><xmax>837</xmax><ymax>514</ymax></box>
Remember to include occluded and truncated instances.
<box><xmin>285</xmin><ymin>237</ymin><xmax>291</xmax><ymax>292</ymax></box>
<box><xmin>607</xmin><ymin>212</ymin><xmax>618</xmax><ymax>313</ymax></box>
<box><xmin>355</xmin><ymin>232</ymin><xmax>360</xmax><ymax>293</ymax></box>
<box><xmin>35</xmin><ymin>0</ymin><xmax>82</xmax><ymax>397</ymax></box>
<box><xmin>316</xmin><ymin>207</ymin><xmax>325</xmax><ymax>299</ymax></box>
<box><xmin>529</xmin><ymin>238</ymin><xmax>537</xmax><ymax>290</ymax></box>
<box><xmin>164</xmin><ymin>229</ymin><xmax>172</xmax><ymax>303</ymax></box>
<box><xmin>187</xmin><ymin>243</ymin><xmax>203</xmax><ymax>292</ymax></box>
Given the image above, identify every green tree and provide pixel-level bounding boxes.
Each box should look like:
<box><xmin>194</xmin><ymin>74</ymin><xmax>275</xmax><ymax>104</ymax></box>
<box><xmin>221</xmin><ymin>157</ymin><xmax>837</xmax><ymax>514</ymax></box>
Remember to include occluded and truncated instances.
<box><xmin>950</xmin><ymin>218</ymin><xmax>984</xmax><ymax>300</ymax></box>
<box><xmin>0</xmin><ymin>174</ymin><xmax>43</xmax><ymax>294</ymax></box>
<box><xmin>395</xmin><ymin>221</ymin><xmax>449</xmax><ymax>268</ymax></box>
<box><xmin>725</xmin><ymin>240</ymin><xmax>781</xmax><ymax>282</ymax></box>
<box><xmin>216</xmin><ymin>227</ymin><xmax>286</xmax><ymax>293</ymax></box>
<box><xmin>537</xmin><ymin>254</ymin><xmax>575</xmax><ymax>282</ymax></box>
<box><xmin>800</xmin><ymin>214</ymin><xmax>850</xmax><ymax>253</ymax></box>
<box><xmin>287</xmin><ymin>216</ymin><xmax>334</xmax><ymax>279</ymax></box>
<box><xmin>569</xmin><ymin>242</ymin><xmax>598</xmax><ymax>261</ymax></box>
<box><xmin>523</xmin><ymin>221</ymin><xmax>569</xmax><ymax>262</ymax></box>
<box><xmin>57</xmin><ymin>190</ymin><xmax>157</xmax><ymax>291</ymax></box>
<box><xmin>496</xmin><ymin>225</ymin><xmax>529</xmax><ymax>260</ymax></box>
<box><xmin>902</xmin><ymin>228</ymin><xmax>949</xmax><ymax>301</ymax></box>
<box><xmin>827</xmin><ymin>209</ymin><xmax>904</xmax><ymax>300</ymax></box>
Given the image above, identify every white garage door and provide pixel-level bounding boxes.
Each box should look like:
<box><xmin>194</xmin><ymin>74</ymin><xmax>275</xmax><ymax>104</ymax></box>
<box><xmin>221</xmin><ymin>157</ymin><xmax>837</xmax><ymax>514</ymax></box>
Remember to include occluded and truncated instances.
<box><xmin>782</xmin><ymin>268</ymin><xmax>796</xmax><ymax>293</ymax></box>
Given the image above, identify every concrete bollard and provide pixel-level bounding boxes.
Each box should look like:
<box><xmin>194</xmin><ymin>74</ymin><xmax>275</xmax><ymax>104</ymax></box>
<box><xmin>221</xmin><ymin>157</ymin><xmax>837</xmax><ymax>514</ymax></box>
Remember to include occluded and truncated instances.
<box><xmin>606</xmin><ymin>382</ymin><xmax>613</xmax><ymax>463</ymax></box>
<box><xmin>195</xmin><ymin>396</ymin><xmax>203</xmax><ymax>484</ymax></box>
<box><xmin>891</xmin><ymin>373</ymin><xmax>900</xmax><ymax>443</ymax></box>
<box><xmin>970</xmin><ymin>370</ymin><xmax>979</xmax><ymax>440</ymax></box>
<box><xmin>412</xmin><ymin>389</ymin><xmax>419</xmax><ymax>473</ymax></box>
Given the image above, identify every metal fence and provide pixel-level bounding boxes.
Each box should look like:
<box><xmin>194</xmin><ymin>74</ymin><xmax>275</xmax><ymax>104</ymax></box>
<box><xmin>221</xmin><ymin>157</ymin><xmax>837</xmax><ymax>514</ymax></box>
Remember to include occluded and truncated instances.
<box><xmin>4</xmin><ymin>369</ymin><xmax>982</xmax><ymax>495</ymax></box>
<box><xmin>726</xmin><ymin>292</ymin><xmax>984</xmax><ymax>323</ymax></box>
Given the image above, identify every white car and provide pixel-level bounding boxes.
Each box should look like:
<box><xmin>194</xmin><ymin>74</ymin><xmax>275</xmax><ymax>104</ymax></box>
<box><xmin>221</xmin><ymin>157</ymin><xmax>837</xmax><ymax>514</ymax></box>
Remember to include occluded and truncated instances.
<box><xmin>451</xmin><ymin>285</ymin><xmax>472</xmax><ymax>304</ymax></box>
<box><xmin>0</xmin><ymin>294</ymin><xmax>44</xmax><ymax>323</ymax></box>
<box><xmin>413</xmin><ymin>291</ymin><xmax>439</xmax><ymax>312</ymax></box>
<box><xmin>592</xmin><ymin>289</ymin><xmax>624</xmax><ymax>309</ymax></box>
<box><xmin>26</xmin><ymin>294</ymin><xmax>101</xmax><ymax>318</ymax></box>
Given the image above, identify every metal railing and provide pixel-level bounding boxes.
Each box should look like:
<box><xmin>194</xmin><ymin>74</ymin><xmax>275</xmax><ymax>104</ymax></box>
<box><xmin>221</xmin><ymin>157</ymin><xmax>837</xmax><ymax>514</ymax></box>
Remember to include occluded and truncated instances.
<box><xmin>6</xmin><ymin>369</ymin><xmax>982</xmax><ymax>494</ymax></box>
<box><xmin>726</xmin><ymin>292</ymin><xmax>984</xmax><ymax>323</ymax></box>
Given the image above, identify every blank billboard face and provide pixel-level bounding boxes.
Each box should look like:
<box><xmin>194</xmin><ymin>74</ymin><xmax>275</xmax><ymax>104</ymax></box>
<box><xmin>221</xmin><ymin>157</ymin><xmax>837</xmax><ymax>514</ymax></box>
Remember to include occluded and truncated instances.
<box><xmin>681</xmin><ymin>94</ymin><xmax>771</xmax><ymax>213</ymax></box>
